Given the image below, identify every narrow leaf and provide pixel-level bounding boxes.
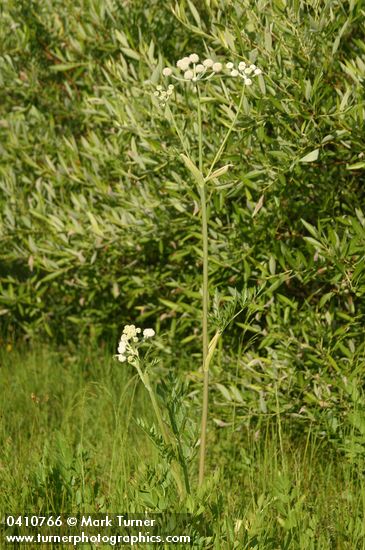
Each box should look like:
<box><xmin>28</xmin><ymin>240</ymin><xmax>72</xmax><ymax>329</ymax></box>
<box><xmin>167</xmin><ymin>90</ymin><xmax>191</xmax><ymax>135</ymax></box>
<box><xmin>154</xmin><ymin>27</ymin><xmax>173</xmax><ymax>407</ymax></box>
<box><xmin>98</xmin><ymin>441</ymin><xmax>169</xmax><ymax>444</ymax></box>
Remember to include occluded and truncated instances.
<box><xmin>215</xmin><ymin>383</ymin><xmax>232</xmax><ymax>402</ymax></box>
<box><xmin>205</xmin><ymin>164</ymin><xmax>232</xmax><ymax>182</ymax></box>
<box><xmin>347</xmin><ymin>162</ymin><xmax>365</xmax><ymax>170</ymax></box>
<box><xmin>50</xmin><ymin>63</ymin><xmax>88</xmax><ymax>72</ymax></box>
<box><xmin>180</xmin><ymin>154</ymin><xmax>205</xmax><ymax>188</ymax></box>
<box><xmin>187</xmin><ymin>0</ymin><xmax>201</xmax><ymax>26</ymax></box>
<box><xmin>252</xmin><ymin>194</ymin><xmax>264</xmax><ymax>217</ymax></box>
<box><xmin>120</xmin><ymin>47</ymin><xmax>140</xmax><ymax>61</ymax></box>
<box><xmin>204</xmin><ymin>330</ymin><xmax>221</xmax><ymax>372</ymax></box>
<box><xmin>299</xmin><ymin>149</ymin><xmax>319</xmax><ymax>163</ymax></box>
<box><xmin>87</xmin><ymin>212</ymin><xmax>103</xmax><ymax>236</ymax></box>
<box><xmin>301</xmin><ymin>219</ymin><xmax>320</xmax><ymax>238</ymax></box>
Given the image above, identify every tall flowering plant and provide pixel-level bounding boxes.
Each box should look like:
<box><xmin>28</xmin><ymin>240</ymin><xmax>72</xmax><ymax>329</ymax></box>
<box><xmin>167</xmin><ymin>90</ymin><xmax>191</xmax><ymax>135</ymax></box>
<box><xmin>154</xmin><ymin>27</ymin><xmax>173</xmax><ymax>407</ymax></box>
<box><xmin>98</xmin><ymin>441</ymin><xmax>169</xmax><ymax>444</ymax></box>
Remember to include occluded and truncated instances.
<box><xmin>116</xmin><ymin>325</ymin><xmax>187</xmax><ymax>498</ymax></box>
<box><xmin>154</xmin><ymin>53</ymin><xmax>263</xmax><ymax>488</ymax></box>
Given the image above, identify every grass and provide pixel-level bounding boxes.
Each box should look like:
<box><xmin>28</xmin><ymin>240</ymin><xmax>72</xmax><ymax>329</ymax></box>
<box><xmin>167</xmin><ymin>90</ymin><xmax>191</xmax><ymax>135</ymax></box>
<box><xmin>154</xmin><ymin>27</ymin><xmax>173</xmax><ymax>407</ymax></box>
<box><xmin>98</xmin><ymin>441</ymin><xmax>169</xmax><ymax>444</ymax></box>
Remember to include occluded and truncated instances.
<box><xmin>1</xmin><ymin>1</ymin><xmax>365</xmax><ymax>548</ymax></box>
<box><xmin>1</xmin><ymin>344</ymin><xmax>364</xmax><ymax>549</ymax></box>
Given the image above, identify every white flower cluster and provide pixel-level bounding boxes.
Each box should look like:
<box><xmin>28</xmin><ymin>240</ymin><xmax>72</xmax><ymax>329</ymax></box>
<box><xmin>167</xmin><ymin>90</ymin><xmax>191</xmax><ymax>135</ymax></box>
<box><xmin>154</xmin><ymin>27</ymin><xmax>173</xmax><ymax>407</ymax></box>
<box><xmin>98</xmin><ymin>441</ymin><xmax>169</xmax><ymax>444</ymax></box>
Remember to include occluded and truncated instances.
<box><xmin>116</xmin><ymin>324</ymin><xmax>155</xmax><ymax>363</ymax></box>
<box><xmin>225</xmin><ymin>61</ymin><xmax>262</xmax><ymax>86</ymax></box>
<box><xmin>153</xmin><ymin>84</ymin><xmax>175</xmax><ymax>108</ymax></box>
<box><xmin>160</xmin><ymin>53</ymin><xmax>262</xmax><ymax>86</ymax></box>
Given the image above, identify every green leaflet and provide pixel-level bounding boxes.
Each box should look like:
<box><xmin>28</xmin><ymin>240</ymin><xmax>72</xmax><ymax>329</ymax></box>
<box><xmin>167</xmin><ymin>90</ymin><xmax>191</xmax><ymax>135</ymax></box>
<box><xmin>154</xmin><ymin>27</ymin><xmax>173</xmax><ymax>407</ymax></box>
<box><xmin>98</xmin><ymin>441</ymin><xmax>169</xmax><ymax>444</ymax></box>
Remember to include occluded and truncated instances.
<box><xmin>180</xmin><ymin>154</ymin><xmax>205</xmax><ymax>188</ymax></box>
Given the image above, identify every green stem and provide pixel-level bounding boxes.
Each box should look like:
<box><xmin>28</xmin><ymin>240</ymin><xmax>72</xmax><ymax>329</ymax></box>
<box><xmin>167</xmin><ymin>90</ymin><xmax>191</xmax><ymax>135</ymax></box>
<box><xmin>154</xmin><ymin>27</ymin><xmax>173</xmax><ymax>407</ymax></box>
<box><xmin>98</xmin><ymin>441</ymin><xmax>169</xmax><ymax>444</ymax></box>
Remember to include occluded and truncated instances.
<box><xmin>198</xmin><ymin>183</ymin><xmax>209</xmax><ymax>487</ymax></box>
<box><xmin>275</xmin><ymin>382</ymin><xmax>286</xmax><ymax>473</ymax></box>
<box><xmin>146</xmin><ymin>379</ymin><xmax>171</xmax><ymax>444</ymax></box>
<box><xmin>197</xmin><ymin>91</ymin><xmax>210</xmax><ymax>487</ymax></box>
<box><xmin>197</xmin><ymin>88</ymin><xmax>203</xmax><ymax>172</ymax></box>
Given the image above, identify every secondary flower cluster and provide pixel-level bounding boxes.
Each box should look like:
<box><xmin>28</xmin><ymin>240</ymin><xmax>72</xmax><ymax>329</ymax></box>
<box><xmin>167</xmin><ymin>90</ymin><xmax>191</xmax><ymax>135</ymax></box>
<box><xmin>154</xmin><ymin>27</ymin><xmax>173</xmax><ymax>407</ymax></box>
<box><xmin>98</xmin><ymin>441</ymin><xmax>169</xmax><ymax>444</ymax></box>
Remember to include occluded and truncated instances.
<box><xmin>116</xmin><ymin>324</ymin><xmax>155</xmax><ymax>363</ymax></box>
<box><xmin>153</xmin><ymin>84</ymin><xmax>175</xmax><ymax>107</ymax></box>
<box><xmin>225</xmin><ymin>61</ymin><xmax>262</xmax><ymax>86</ymax></box>
<box><xmin>161</xmin><ymin>53</ymin><xmax>262</xmax><ymax>86</ymax></box>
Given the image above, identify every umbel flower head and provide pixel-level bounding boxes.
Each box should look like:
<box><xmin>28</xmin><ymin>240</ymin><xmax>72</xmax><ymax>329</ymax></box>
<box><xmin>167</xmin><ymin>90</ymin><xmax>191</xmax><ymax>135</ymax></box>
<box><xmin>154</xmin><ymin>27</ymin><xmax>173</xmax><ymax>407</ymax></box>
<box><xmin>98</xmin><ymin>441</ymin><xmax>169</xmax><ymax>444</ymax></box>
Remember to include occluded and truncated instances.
<box><xmin>116</xmin><ymin>324</ymin><xmax>155</xmax><ymax>363</ymax></box>
<box><xmin>159</xmin><ymin>53</ymin><xmax>262</xmax><ymax>86</ymax></box>
<box><xmin>153</xmin><ymin>84</ymin><xmax>175</xmax><ymax>108</ymax></box>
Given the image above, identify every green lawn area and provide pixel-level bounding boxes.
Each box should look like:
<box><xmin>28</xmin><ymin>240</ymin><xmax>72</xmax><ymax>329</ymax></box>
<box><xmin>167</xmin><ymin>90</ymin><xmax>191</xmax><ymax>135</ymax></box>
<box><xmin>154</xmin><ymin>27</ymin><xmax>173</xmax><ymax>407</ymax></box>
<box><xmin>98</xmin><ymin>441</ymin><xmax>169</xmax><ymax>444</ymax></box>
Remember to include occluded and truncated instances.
<box><xmin>1</xmin><ymin>345</ymin><xmax>364</xmax><ymax>548</ymax></box>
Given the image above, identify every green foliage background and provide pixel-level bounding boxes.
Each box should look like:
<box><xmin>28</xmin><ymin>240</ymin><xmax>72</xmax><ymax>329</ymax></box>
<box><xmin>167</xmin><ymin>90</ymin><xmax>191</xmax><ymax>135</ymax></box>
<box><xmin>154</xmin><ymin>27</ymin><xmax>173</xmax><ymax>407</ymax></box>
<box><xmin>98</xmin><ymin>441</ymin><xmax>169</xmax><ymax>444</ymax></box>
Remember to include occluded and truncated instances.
<box><xmin>1</xmin><ymin>0</ymin><xmax>364</xmax><ymax>422</ymax></box>
<box><xmin>1</xmin><ymin>1</ymin><xmax>365</xmax><ymax>546</ymax></box>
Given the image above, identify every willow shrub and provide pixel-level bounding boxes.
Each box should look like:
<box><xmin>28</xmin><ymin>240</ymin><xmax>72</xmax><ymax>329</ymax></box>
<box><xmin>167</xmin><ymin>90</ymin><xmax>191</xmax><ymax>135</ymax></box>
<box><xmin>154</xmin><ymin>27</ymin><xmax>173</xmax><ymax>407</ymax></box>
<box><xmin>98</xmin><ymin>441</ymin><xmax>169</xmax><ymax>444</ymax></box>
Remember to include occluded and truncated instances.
<box><xmin>1</xmin><ymin>1</ymin><xmax>364</xmax><ymax>435</ymax></box>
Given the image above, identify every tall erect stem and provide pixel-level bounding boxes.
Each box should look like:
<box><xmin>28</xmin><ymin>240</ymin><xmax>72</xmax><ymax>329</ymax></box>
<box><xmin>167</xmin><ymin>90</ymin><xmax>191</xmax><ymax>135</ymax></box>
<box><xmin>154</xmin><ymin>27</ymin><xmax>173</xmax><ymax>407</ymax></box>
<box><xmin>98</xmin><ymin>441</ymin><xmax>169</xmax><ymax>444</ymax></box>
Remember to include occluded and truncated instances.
<box><xmin>169</xmin><ymin>85</ymin><xmax>246</xmax><ymax>488</ymax></box>
<box><xmin>197</xmin><ymin>91</ymin><xmax>210</xmax><ymax>487</ymax></box>
<box><xmin>198</xmin><ymin>183</ymin><xmax>209</xmax><ymax>486</ymax></box>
